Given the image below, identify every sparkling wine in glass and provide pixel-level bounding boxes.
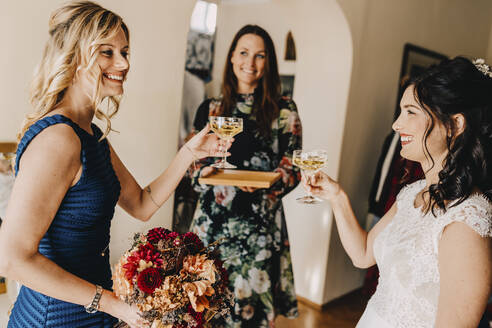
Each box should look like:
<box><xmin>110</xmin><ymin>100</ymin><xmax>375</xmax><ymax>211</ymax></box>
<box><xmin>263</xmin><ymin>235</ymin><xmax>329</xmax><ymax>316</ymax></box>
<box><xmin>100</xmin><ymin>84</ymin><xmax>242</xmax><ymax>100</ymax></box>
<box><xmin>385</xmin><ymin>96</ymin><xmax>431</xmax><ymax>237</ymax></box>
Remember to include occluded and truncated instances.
<box><xmin>209</xmin><ymin>116</ymin><xmax>243</xmax><ymax>169</ymax></box>
<box><xmin>293</xmin><ymin>149</ymin><xmax>328</xmax><ymax>204</ymax></box>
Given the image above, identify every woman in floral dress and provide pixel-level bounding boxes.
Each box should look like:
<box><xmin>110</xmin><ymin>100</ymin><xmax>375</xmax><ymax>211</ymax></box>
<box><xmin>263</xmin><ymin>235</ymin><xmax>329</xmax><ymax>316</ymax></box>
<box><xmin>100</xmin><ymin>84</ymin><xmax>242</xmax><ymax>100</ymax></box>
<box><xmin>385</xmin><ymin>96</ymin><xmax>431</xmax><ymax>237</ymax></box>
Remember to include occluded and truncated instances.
<box><xmin>188</xmin><ymin>25</ymin><xmax>302</xmax><ymax>328</ymax></box>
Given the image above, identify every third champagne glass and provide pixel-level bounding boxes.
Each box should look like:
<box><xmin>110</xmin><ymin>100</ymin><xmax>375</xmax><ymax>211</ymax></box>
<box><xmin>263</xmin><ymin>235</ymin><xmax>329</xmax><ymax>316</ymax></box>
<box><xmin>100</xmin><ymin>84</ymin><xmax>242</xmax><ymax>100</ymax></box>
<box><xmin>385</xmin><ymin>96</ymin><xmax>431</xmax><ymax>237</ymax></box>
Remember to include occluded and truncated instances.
<box><xmin>293</xmin><ymin>149</ymin><xmax>328</xmax><ymax>204</ymax></box>
<box><xmin>209</xmin><ymin>116</ymin><xmax>243</xmax><ymax>169</ymax></box>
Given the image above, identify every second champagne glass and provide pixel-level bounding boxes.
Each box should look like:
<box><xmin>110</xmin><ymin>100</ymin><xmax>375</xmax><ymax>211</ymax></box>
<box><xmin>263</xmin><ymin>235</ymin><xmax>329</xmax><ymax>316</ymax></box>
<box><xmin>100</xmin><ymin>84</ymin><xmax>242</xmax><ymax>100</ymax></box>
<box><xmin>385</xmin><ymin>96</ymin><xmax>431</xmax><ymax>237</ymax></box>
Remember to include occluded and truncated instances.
<box><xmin>209</xmin><ymin>116</ymin><xmax>243</xmax><ymax>169</ymax></box>
<box><xmin>293</xmin><ymin>149</ymin><xmax>328</xmax><ymax>204</ymax></box>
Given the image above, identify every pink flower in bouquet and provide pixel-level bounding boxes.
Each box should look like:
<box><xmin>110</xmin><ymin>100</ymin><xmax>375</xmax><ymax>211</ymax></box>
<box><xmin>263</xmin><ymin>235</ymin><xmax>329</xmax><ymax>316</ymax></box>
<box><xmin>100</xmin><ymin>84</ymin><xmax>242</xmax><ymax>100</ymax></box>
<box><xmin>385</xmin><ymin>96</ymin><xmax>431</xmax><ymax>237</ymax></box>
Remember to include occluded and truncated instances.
<box><xmin>137</xmin><ymin>267</ymin><xmax>163</xmax><ymax>294</ymax></box>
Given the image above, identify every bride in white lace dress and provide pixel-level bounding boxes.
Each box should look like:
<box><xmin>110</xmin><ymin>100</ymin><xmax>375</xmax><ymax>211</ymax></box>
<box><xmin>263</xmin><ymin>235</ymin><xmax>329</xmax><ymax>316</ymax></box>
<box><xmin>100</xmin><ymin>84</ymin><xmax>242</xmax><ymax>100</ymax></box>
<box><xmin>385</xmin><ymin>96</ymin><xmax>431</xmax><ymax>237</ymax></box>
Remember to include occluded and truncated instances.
<box><xmin>304</xmin><ymin>57</ymin><xmax>492</xmax><ymax>328</ymax></box>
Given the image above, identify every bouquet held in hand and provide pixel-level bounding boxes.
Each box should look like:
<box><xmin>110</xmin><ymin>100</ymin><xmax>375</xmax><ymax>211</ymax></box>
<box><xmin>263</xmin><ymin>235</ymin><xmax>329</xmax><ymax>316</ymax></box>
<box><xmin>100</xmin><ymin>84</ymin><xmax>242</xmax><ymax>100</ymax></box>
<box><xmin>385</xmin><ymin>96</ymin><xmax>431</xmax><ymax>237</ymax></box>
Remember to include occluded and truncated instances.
<box><xmin>113</xmin><ymin>228</ymin><xmax>234</xmax><ymax>328</ymax></box>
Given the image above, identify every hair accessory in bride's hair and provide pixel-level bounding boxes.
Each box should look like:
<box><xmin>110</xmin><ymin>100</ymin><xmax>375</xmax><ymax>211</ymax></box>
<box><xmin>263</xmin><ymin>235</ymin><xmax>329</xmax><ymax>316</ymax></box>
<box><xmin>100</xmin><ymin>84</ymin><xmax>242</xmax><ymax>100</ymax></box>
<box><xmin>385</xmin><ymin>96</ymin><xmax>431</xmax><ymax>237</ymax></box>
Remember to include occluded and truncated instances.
<box><xmin>472</xmin><ymin>58</ymin><xmax>492</xmax><ymax>78</ymax></box>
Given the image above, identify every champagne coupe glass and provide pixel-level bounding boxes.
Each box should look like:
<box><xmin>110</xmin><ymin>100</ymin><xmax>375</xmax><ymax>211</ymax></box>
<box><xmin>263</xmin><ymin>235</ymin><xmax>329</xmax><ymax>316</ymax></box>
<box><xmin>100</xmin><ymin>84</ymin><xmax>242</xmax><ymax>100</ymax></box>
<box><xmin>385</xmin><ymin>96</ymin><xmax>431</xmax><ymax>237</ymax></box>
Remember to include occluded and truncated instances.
<box><xmin>209</xmin><ymin>116</ymin><xmax>243</xmax><ymax>169</ymax></box>
<box><xmin>293</xmin><ymin>149</ymin><xmax>328</xmax><ymax>204</ymax></box>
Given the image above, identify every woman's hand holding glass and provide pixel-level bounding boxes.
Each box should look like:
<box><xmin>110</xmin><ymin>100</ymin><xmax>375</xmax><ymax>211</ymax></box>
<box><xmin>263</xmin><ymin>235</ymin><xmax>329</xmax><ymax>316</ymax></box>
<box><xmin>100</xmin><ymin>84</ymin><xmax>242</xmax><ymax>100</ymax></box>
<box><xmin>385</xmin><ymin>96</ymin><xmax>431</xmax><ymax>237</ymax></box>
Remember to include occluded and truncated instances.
<box><xmin>293</xmin><ymin>149</ymin><xmax>328</xmax><ymax>204</ymax></box>
<box><xmin>209</xmin><ymin>116</ymin><xmax>243</xmax><ymax>169</ymax></box>
<box><xmin>301</xmin><ymin>170</ymin><xmax>342</xmax><ymax>203</ymax></box>
<box><xmin>185</xmin><ymin>123</ymin><xmax>233</xmax><ymax>160</ymax></box>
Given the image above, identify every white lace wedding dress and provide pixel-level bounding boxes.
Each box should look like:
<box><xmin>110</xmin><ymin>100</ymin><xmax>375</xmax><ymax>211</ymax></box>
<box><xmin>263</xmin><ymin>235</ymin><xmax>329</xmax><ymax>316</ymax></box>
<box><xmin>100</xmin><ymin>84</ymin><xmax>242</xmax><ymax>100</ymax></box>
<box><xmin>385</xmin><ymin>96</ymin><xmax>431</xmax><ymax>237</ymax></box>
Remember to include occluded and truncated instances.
<box><xmin>357</xmin><ymin>180</ymin><xmax>492</xmax><ymax>328</ymax></box>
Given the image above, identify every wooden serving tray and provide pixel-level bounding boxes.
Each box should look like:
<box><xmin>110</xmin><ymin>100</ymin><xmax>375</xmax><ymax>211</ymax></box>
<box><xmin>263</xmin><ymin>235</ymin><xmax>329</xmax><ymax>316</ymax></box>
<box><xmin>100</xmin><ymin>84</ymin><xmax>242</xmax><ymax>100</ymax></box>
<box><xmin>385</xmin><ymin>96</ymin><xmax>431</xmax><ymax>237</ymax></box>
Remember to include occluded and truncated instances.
<box><xmin>199</xmin><ymin>169</ymin><xmax>281</xmax><ymax>188</ymax></box>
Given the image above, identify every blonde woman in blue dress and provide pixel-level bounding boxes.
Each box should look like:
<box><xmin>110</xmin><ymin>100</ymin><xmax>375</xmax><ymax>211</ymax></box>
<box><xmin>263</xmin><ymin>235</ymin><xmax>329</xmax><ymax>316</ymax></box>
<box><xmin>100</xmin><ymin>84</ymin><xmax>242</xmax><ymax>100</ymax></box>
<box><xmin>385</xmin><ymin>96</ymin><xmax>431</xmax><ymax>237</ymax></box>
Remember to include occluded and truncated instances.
<box><xmin>304</xmin><ymin>57</ymin><xmax>492</xmax><ymax>328</ymax></box>
<box><xmin>0</xmin><ymin>2</ymin><xmax>230</xmax><ymax>327</ymax></box>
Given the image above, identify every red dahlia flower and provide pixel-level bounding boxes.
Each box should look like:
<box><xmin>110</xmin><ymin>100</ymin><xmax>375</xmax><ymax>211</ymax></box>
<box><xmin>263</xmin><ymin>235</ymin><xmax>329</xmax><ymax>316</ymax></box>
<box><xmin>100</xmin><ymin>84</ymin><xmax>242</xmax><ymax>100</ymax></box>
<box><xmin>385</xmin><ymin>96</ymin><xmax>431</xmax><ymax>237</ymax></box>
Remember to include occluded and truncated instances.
<box><xmin>183</xmin><ymin>232</ymin><xmax>204</xmax><ymax>250</ymax></box>
<box><xmin>147</xmin><ymin>227</ymin><xmax>171</xmax><ymax>243</ymax></box>
<box><xmin>131</xmin><ymin>243</ymin><xmax>163</xmax><ymax>267</ymax></box>
<box><xmin>168</xmin><ymin>232</ymin><xmax>180</xmax><ymax>239</ymax></box>
<box><xmin>137</xmin><ymin>267</ymin><xmax>163</xmax><ymax>294</ymax></box>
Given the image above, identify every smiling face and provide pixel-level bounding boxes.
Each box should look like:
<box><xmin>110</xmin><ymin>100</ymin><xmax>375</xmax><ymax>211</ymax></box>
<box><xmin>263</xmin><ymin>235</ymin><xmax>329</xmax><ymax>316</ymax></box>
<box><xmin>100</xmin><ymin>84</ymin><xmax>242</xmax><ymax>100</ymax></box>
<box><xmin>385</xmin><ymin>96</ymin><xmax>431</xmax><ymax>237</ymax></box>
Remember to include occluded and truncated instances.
<box><xmin>77</xmin><ymin>27</ymin><xmax>130</xmax><ymax>99</ymax></box>
<box><xmin>392</xmin><ymin>85</ymin><xmax>449</xmax><ymax>170</ymax></box>
<box><xmin>230</xmin><ymin>33</ymin><xmax>266</xmax><ymax>94</ymax></box>
<box><xmin>97</xmin><ymin>28</ymin><xmax>130</xmax><ymax>97</ymax></box>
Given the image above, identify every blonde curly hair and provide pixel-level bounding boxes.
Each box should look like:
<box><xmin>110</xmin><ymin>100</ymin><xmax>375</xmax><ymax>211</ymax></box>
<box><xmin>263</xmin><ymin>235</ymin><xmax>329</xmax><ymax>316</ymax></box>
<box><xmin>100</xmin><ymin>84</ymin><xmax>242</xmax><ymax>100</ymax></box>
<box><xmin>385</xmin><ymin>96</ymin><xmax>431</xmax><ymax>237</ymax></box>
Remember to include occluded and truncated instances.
<box><xmin>18</xmin><ymin>1</ymin><xmax>129</xmax><ymax>142</ymax></box>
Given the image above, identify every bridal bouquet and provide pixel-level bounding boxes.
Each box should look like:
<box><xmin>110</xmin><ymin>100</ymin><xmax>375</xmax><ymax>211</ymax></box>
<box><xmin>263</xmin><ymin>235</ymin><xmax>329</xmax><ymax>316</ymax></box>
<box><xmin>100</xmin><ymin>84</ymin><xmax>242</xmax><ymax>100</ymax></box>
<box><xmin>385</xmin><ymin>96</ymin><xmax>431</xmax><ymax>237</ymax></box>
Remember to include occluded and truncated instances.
<box><xmin>113</xmin><ymin>228</ymin><xmax>234</xmax><ymax>328</ymax></box>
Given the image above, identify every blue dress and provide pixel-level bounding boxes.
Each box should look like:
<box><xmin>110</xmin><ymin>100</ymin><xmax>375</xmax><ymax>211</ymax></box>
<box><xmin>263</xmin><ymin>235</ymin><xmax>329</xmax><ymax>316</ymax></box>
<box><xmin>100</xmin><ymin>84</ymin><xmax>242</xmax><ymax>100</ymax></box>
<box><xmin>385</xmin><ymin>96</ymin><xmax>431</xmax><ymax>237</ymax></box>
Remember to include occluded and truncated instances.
<box><xmin>8</xmin><ymin>115</ymin><xmax>121</xmax><ymax>328</ymax></box>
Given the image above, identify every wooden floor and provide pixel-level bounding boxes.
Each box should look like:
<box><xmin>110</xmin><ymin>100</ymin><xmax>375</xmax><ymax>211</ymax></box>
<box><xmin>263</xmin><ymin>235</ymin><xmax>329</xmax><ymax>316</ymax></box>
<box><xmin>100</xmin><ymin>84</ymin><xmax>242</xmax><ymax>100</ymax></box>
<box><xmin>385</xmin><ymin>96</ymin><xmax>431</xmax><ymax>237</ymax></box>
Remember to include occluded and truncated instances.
<box><xmin>275</xmin><ymin>289</ymin><xmax>370</xmax><ymax>328</ymax></box>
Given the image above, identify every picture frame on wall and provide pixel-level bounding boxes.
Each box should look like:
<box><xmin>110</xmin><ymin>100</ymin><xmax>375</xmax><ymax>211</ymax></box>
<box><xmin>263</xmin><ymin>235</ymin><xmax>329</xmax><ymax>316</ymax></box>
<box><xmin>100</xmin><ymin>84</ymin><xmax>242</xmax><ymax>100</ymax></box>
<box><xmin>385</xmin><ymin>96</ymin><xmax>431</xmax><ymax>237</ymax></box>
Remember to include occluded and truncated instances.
<box><xmin>394</xmin><ymin>43</ymin><xmax>447</xmax><ymax>119</ymax></box>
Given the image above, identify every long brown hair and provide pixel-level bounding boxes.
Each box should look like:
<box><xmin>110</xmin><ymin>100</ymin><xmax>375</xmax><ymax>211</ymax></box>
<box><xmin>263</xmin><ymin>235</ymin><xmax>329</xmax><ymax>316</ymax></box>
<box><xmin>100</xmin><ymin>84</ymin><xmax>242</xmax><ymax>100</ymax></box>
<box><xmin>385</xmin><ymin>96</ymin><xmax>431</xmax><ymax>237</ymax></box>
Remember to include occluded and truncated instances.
<box><xmin>220</xmin><ymin>25</ymin><xmax>280</xmax><ymax>137</ymax></box>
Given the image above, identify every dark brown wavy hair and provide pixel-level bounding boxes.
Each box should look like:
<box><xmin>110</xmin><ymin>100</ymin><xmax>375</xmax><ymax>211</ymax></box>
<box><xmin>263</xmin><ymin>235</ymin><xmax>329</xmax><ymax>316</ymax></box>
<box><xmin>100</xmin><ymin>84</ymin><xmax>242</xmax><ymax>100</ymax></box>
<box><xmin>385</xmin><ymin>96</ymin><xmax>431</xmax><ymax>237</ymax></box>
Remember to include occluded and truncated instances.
<box><xmin>408</xmin><ymin>57</ymin><xmax>492</xmax><ymax>215</ymax></box>
<box><xmin>219</xmin><ymin>25</ymin><xmax>281</xmax><ymax>137</ymax></box>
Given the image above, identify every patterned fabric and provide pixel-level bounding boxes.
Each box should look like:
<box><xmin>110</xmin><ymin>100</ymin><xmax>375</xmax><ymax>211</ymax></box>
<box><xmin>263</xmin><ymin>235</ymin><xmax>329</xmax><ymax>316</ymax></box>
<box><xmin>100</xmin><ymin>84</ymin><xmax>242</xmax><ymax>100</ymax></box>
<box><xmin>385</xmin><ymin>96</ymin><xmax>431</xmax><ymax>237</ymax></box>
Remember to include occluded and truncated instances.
<box><xmin>9</xmin><ymin>115</ymin><xmax>120</xmax><ymax>328</ymax></box>
<box><xmin>189</xmin><ymin>94</ymin><xmax>302</xmax><ymax>327</ymax></box>
<box><xmin>358</xmin><ymin>180</ymin><xmax>492</xmax><ymax>328</ymax></box>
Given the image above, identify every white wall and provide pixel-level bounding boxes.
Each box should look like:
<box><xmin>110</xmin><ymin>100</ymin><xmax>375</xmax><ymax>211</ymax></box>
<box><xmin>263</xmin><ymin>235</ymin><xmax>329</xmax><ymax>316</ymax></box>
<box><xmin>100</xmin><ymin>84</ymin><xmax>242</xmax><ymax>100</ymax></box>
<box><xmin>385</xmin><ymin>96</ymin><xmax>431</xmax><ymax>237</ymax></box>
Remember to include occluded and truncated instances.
<box><xmin>211</xmin><ymin>0</ymin><xmax>354</xmax><ymax>305</ymax></box>
<box><xmin>0</xmin><ymin>0</ymin><xmax>195</xmax><ymax>262</ymax></box>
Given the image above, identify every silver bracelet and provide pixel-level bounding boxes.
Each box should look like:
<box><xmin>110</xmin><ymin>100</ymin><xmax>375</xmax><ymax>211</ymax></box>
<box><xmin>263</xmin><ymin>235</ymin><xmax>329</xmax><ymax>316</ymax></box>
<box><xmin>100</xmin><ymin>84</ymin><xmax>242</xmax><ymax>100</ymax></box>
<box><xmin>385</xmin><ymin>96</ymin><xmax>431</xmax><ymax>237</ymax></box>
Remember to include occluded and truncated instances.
<box><xmin>84</xmin><ymin>284</ymin><xmax>103</xmax><ymax>314</ymax></box>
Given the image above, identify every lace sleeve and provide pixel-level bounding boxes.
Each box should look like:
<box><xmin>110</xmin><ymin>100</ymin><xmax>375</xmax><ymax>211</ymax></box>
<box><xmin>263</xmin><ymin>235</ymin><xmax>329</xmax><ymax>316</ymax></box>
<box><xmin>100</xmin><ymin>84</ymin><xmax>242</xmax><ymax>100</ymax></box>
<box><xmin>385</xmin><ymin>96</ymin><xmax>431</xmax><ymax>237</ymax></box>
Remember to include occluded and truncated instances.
<box><xmin>434</xmin><ymin>195</ymin><xmax>492</xmax><ymax>252</ymax></box>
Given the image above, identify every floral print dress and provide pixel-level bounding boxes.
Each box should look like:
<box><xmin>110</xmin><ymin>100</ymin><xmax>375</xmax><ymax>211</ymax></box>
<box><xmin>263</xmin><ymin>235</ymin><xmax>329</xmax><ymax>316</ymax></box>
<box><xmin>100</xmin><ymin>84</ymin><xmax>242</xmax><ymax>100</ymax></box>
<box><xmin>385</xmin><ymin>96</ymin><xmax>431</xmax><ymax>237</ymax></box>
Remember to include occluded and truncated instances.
<box><xmin>189</xmin><ymin>94</ymin><xmax>302</xmax><ymax>327</ymax></box>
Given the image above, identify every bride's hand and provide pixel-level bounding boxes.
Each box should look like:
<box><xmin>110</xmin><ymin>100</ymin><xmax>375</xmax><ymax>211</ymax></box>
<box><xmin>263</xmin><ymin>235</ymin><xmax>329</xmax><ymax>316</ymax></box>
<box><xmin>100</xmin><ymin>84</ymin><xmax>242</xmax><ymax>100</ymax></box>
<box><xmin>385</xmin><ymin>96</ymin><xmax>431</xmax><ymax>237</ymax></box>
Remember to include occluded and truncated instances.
<box><xmin>302</xmin><ymin>171</ymin><xmax>341</xmax><ymax>201</ymax></box>
<box><xmin>185</xmin><ymin>124</ymin><xmax>233</xmax><ymax>159</ymax></box>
